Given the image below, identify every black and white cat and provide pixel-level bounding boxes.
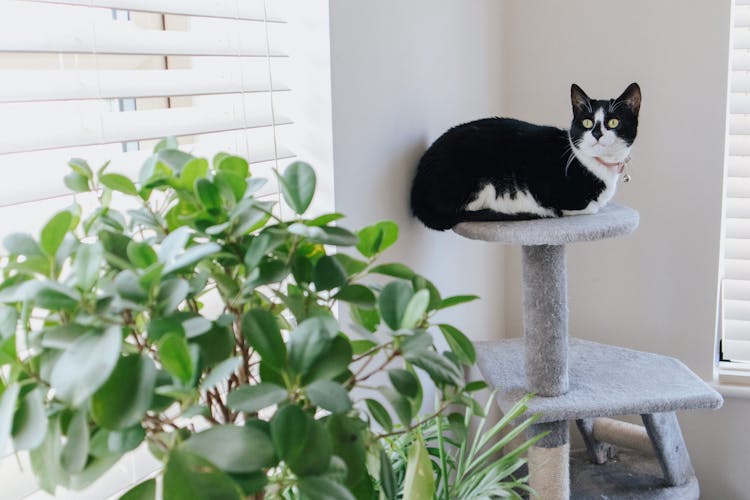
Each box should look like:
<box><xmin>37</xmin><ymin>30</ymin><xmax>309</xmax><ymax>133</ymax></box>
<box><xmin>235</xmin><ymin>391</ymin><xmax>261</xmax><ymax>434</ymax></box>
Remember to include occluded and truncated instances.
<box><xmin>410</xmin><ymin>83</ymin><xmax>641</xmax><ymax>230</ymax></box>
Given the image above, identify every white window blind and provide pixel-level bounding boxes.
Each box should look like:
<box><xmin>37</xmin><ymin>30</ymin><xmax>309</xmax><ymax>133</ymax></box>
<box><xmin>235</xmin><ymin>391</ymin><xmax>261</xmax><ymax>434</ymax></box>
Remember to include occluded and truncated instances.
<box><xmin>0</xmin><ymin>0</ymin><xmax>297</xmax><ymax>497</ymax></box>
<box><xmin>722</xmin><ymin>0</ymin><xmax>750</xmax><ymax>364</ymax></box>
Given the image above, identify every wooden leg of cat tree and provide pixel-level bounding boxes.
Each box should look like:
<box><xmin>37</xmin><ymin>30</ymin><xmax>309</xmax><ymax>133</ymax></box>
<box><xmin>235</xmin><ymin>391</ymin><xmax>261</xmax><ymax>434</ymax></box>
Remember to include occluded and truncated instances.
<box><xmin>528</xmin><ymin>420</ymin><xmax>570</xmax><ymax>500</ymax></box>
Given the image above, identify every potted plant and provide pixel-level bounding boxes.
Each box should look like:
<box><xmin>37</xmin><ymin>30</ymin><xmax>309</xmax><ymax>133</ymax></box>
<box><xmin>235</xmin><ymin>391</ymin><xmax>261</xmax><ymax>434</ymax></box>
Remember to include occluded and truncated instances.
<box><xmin>0</xmin><ymin>141</ymin><xmax>533</xmax><ymax>499</ymax></box>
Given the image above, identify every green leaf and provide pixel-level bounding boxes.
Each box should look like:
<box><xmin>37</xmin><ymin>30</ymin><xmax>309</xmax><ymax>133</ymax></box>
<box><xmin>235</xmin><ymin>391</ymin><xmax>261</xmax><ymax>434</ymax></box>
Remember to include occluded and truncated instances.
<box><xmin>12</xmin><ymin>387</ymin><xmax>48</xmax><ymax>450</ymax></box>
<box><xmin>298</xmin><ymin>476</ymin><xmax>356</xmax><ymax>500</ymax></box>
<box><xmin>100</xmin><ymin>173</ymin><xmax>138</xmax><ymax>195</ymax></box>
<box><xmin>216</xmin><ymin>155</ymin><xmax>249</xmax><ymax>178</ymax></box>
<box><xmin>0</xmin><ymin>305</ymin><xmax>18</xmax><ymax>339</ymax></box>
<box><xmin>403</xmin><ymin>349</ymin><xmax>463</xmax><ymax>387</ymax></box>
<box><xmin>30</xmin><ymin>417</ymin><xmax>68</xmax><ymax>494</ymax></box>
<box><xmin>157</xmin><ymin>278</ymin><xmax>189</xmax><ymax>313</ymax></box>
<box><xmin>403</xmin><ymin>434</ymin><xmax>436</xmax><ymax>500</ymax></box>
<box><xmin>190</xmin><ymin>320</ymin><xmax>234</xmax><ymax>367</ymax></box>
<box><xmin>303</xmin><ymin>335</ymin><xmax>352</xmax><ymax>383</ymax></box>
<box><xmin>439</xmin><ymin>324</ymin><xmax>476</xmax><ymax>365</ymax></box>
<box><xmin>74</xmin><ymin>242</ymin><xmax>103</xmax><ymax>290</ymax></box>
<box><xmin>179</xmin><ymin>158</ymin><xmax>209</xmax><ymax>190</ymax></box>
<box><xmin>34</xmin><ymin>282</ymin><xmax>81</xmax><ymax>311</ymax></box>
<box><xmin>380</xmin><ymin>387</ymin><xmax>412</xmax><ymax>426</ymax></box>
<box><xmin>182</xmin><ymin>425</ymin><xmax>276</xmax><ymax>473</ymax></box>
<box><xmin>365</xmin><ymin>398</ymin><xmax>392</xmax><ymax>432</ymax></box>
<box><xmin>306</xmin><ymin>213</ymin><xmax>345</xmax><ymax>227</ymax></box>
<box><xmin>158</xmin><ymin>227</ymin><xmax>190</xmax><ymax>263</ymax></box>
<box><xmin>163</xmin><ymin>448</ymin><xmax>242</xmax><ymax>500</ymax></box>
<box><xmin>270</xmin><ymin>404</ymin><xmax>308</xmax><ymax>462</ymax></box>
<box><xmin>120</xmin><ymin>478</ymin><xmax>156</xmax><ymax>500</ymax></box>
<box><xmin>64</xmin><ymin>171</ymin><xmax>90</xmax><ymax>193</ymax></box>
<box><xmin>126</xmin><ymin>241</ymin><xmax>158</xmax><ymax>269</ymax></box>
<box><xmin>215</xmin><ymin>171</ymin><xmax>247</xmax><ymax>203</ymax></box>
<box><xmin>40</xmin><ymin>211</ymin><xmax>73</xmax><ymax>257</ymax></box>
<box><xmin>305</xmin><ymin>380</ymin><xmax>352</xmax><ymax>414</ymax></box>
<box><xmin>244</xmin><ymin>231</ymin><xmax>286</xmax><ymax>269</ymax></box>
<box><xmin>226</xmin><ymin>383</ymin><xmax>288</xmax><ymax>413</ymax></box>
<box><xmin>50</xmin><ymin>326</ymin><xmax>122</xmax><ymax>406</ymax></box>
<box><xmin>438</xmin><ymin>294</ymin><xmax>480</xmax><ymax>310</ymax></box>
<box><xmin>69</xmin><ymin>157</ymin><xmax>94</xmax><ymax>179</ymax></box>
<box><xmin>369</xmin><ymin>262</ymin><xmax>415</xmax><ymax>280</ymax></box>
<box><xmin>334</xmin><ymin>284</ymin><xmax>376</xmax><ymax>308</ymax></box>
<box><xmin>379</xmin><ymin>449</ymin><xmax>397</xmax><ymax>500</ymax></box>
<box><xmin>388</xmin><ymin>369</ymin><xmax>419</xmax><ymax>399</ymax></box>
<box><xmin>288</xmin><ymin>316</ymin><xmax>338</xmax><ymax>375</ymax></box>
<box><xmin>333</xmin><ymin>254</ymin><xmax>368</xmax><ymax>275</ymax></box>
<box><xmin>412</xmin><ymin>275</ymin><xmax>442</xmax><ymax>311</ymax></box>
<box><xmin>350</xmin><ymin>305</ymin><xmax>380</xmax><ymax>333</ymax></box>
<box><xmin>313</xmin><ymin>255</ymin><xmax>347</xmax><ymax>291</ymax></box>
<box><xmin>195</xmin><ymin>178</ymin><xmax>222</xmax><ymax>212</ymax></box>
<box><xmin>464</xmin><ymin>380</ymin><xmax>488</xmax><ymax>392</ymax></box>
<box><xmin>241</xmin><ymin>309</ymin><xmax>286</xmax><ymax>367</ymax></box>
<box><xmin>154</xmin><ymin>137</ymin><xmax>179</xmax><ymax>153</ymax></box>
<box><xmin>3</xmin><ymin>233</ymin><xmax>43</xmax><ymax>257</ymax></box>
<box><xmin>0</xmin><ymin>383</ymin><xmax>20</xmax><ymax>453</ymax></box>
<box><xmin>378</xmin><ymin>281</ymin><xmax>414</xmax><ymax>330</ymax></box>
<box><xmin>287</xmin><ymin>223</ymin><xmax>359</xmax><ymax>246</ymax></box>
<box><xmin>228</xmin><ymin>471</ymin><xmax>267</xmax><ymax>496</ymax></box>
<box><xmin>278</xmin><ymin>161</ymin><xmax>316</xmax><ymax>214</ymax></box>
<box><xmin>91</xmin><ymin>354</ymin><xmax>156</xmax><ymax>430</ymax></box>
<box><xmin>61</xmin><ymin>410</ymin><xmax>89</xmax><ymax>473</ymax></box>
<box><xmin>400</xmin><ymin>289</ymin><xmax>429</xmax><ymax>329</ymax></box>
<box><xmin>200</xmin><ymin>356</ymin><xmax>242</xmax><ymax>391</ymax></box>
<box><xmin>158</xmin><ymin>334</ymin><xmax>193</xmax><ymax>385</ymax></box>
<box><xmin>356</xmin><ymin>221</ymin><xmax>398</xmax><ymax>257</ymax></box>
<box><xmin>162</xmin><ymin>243</ymin><xmax>221</xmax><ymax>275</ymax></box>
<box><xmin>115</xmin><ymin>270</ymin><xmax>148</xmax><ymax>303</ymax></box>
<box><xmin>288</xmin><ymin>417</ymin><xmax>331</xmax><ymax>476</ymax></box>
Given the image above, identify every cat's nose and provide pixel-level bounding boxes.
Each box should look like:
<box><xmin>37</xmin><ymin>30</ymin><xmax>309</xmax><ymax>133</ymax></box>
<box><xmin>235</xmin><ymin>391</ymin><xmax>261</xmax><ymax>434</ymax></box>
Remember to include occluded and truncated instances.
<box><xmin>591</xmin><ymin>127</ymin><xmax>603</xmax><ymax>140</ymax></box>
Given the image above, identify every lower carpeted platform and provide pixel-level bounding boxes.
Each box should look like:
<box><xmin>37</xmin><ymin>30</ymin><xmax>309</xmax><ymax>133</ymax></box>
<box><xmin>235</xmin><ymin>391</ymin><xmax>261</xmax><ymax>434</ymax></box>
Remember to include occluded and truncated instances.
<box><xmin>476</xmin><ymin>337</ymin><xmax>723</xmax><ymax>423</ymax></box>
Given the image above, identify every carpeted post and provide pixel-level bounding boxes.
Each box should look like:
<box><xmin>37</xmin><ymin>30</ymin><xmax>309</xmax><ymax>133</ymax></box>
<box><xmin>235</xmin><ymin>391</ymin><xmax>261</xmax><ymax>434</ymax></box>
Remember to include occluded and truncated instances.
<box><xmin>522</xmin><ymin>244</ymin><xmax>569</xmax><ymax>395</ymax></box>
<box><xmin>522</xmin><ymin>244</ymin><xmax>570</xmax><ymax>499</ymax></box>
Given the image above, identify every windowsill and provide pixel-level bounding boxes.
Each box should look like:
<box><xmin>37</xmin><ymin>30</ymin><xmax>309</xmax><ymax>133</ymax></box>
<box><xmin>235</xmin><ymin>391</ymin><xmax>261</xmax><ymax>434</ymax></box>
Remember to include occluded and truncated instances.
<box><xmin>713</xmin><ymin>363</ymin><xmax>750</xmax><ymax>399</ymax></box>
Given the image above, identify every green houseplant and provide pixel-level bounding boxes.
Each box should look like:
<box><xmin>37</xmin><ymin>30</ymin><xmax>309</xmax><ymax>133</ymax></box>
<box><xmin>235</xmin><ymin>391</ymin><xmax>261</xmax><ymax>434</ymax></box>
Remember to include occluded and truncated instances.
<box><xmin>0</xmin><ymin>140</ymin><xmax>527</xmax><ymax>499</ymax></box>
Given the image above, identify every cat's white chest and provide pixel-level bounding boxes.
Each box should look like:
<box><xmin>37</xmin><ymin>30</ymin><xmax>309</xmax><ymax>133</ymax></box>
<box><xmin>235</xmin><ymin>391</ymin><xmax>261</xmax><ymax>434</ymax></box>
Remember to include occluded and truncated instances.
<box><xmin>561</xmin><ymin>165</ymin><xmax>619</xmax><ymax>216</ymax></box>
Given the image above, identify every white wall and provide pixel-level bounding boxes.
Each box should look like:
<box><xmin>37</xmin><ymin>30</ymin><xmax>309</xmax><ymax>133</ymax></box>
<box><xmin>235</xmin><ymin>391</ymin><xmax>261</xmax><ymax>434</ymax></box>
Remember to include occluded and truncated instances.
<box><xmin>328</xmin><ymin>0</ymin><xmax>508</xmax><ymax>340</ymax></box>
<box><xmin>501</xmin><ymin>0</ymin><xmax>747</xmax><ymax>496</ymax></box>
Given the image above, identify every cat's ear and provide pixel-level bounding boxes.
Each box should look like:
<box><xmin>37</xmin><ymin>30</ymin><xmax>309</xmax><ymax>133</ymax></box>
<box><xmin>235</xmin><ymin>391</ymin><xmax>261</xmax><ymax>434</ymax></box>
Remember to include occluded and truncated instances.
<box><xmin>615</xmin><ymin>82</ymin><xmax>641</xmax><ymax>115</ymax></box>
<box><xmin>570</xmin><ymin>84</ymin><xmax>591</xmax><ymax>113</ymax></box>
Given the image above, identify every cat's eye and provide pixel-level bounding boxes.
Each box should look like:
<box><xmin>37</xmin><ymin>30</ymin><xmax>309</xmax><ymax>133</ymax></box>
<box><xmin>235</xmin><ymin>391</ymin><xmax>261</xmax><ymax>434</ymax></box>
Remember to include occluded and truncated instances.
<box><xmin>582</xmin><ymin>119</ymin><xmax>594</xmax><ymax>129</ymax></box>
<box><xmin>607</xmin><ymin>118</ymin><xmax>620</xmax><ymax>128</ymax></box>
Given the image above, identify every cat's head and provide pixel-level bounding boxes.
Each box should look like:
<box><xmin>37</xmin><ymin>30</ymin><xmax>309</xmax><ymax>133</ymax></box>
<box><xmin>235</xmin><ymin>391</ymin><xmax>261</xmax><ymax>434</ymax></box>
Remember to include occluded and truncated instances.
<box><xmin>569</xmin><ymin>83</ymin><xmax>641</xmax><ymax>165</ymax></box>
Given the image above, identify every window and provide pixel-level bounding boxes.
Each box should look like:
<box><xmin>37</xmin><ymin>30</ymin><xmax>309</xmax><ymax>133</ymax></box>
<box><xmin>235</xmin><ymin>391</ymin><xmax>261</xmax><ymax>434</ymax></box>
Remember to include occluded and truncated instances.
<box><xmin>0</xmin><ymin>0</ymin><xmax>333</xmax><ymax>497</ymax></box>
<box><xmin>721</xmin><ymin>0</ymin><xmax>750</xmax><ymax>368</ymax></box>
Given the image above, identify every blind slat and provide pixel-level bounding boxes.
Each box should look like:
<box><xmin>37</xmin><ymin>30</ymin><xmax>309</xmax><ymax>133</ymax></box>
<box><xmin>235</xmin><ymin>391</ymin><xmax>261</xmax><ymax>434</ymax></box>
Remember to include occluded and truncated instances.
<box><xmin>27</xmin><ymin>0</ymin><xmax>286</xmax><ymax>22</ymax></box>
<box><xmin>0</xmin><ymin>105</ymin><xmax>292</xmax><ymax>154</ymax></box>
<box><xmin>723</xmin><ymin>340</ymin><xmax>750</xmax><ymax>361</ymax></box>
<box><xmin>0</xmin><ymin>69</ymin><xmax>289</xmax><ymax>103</ymax></box>
<box><xmin>0</xmin><ymin>22</ymin><xmax>286</xmax><ymax>57</ymax></box>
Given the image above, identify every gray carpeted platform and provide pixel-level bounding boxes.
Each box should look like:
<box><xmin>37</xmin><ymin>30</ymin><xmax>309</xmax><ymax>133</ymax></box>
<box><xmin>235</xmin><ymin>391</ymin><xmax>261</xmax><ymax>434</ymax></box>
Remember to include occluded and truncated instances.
<box><xmin>453</xmin><ymin>203</ymin><xmax>640</xmax><ymax>245</ymax></box>
<box><xmin>476</xmin><ymin>338</ymin><xmax>723</xmax><ymax>423</ymax></box>
<box><xmin>569</xmin><ymin>449</ymin><xmax>699</xmax><ymax>500</ymax></box>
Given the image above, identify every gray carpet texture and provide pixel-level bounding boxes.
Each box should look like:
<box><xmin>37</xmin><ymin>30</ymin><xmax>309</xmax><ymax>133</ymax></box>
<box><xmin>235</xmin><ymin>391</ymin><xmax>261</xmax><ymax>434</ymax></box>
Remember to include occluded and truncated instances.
<box><xmin>453</xmin><ymin>203</ymin><xmax>640</xmax><ymax>245</ymax></box>
<box><xmin>522</xmin><ymin>244</ymin><xmax>569</xmax><ymax>395</ymax></box>
<box><xmin>475</xmin><ymin>338</ymin><xmax>723</xmax><ymax>423</ymax></box>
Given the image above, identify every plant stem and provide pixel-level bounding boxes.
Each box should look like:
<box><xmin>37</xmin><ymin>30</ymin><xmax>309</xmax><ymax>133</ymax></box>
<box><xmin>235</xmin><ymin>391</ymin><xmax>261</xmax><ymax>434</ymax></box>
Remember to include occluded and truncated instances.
<box><xmin>435</xmin><ymin>394</ymin><xmax>450</xmax><ymax>500</ymax></box>
<box><xmin>375</xmin><ymin>403</ymin><xmax>449</xmax><ymax>440</ymax></box>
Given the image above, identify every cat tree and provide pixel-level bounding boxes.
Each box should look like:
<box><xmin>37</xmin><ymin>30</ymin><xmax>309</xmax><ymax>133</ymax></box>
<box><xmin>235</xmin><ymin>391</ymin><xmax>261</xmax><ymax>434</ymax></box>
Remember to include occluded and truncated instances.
<box><xmin>453</xmin><ymin>204</ymin><xmax>723</xmax><ymax>499</ymax></box>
